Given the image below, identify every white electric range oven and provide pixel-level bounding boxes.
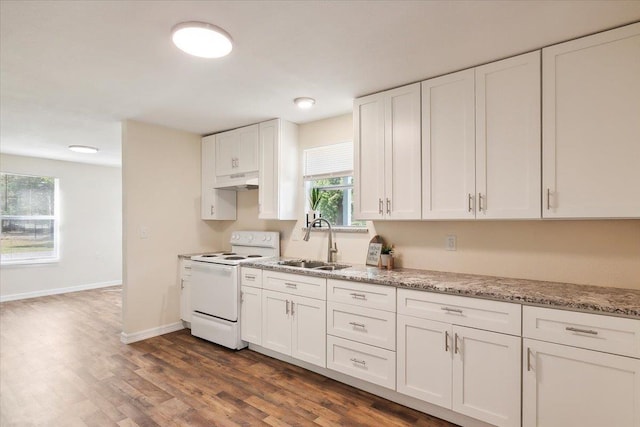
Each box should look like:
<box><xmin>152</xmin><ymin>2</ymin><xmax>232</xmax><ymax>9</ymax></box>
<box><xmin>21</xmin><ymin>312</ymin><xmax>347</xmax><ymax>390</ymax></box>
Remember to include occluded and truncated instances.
<box><xmin>190</xmin><ymin>231</ymin><xmax>279</xmax><ymax>349</ymax></box>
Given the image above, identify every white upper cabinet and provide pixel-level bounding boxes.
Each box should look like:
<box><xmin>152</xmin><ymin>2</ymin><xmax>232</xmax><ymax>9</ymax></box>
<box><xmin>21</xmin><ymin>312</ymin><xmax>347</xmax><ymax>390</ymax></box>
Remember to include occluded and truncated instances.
<box><xmin>542</xmin><ymin>23</ymin><xmax>640</xmax><ymax>218</ymax></box>
<box><xmin>422</xmin><ymin>51</ymin><xmax>541</xmax><ymax>220</ymax></box>
<box><xmin>476</xmin><ymin>51</ymin><xmax>541</xmax><ymax>219</ymax></box>
<box><xmin>201</xmin><ymin>135</ymin><xmax>236</xmax><ymax>220</ymax></box>
<box><xmin>422</xmin><ymin>70</ymin><xmax>476</xmax><ymax>219</ymax></box>
<box><xmin>354</xmin><ymin>83</ymin><xmax>422</xmax><ymax>220</ymax></box>
<box><xmin>215</xmin><ymin>124</ymin><xmax>259</xmax><ymax>177</ymax></box>
<box><xmin>258</xmin><ymin>119</ymin><xmax>299</xmax><ymax>220</ymax></box>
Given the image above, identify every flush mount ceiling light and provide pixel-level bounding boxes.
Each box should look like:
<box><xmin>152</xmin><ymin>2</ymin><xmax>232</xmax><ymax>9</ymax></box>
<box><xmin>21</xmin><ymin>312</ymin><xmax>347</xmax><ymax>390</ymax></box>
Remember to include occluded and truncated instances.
<box><xmin>171</xmin><ymin>21</ymin><xmax>233</xmax><ymax>58</ymax></box>
<box><xmin>68</xmin><ymin>145</ymin><xmax>99</xmax><ymax>154</ymax></box>
<box><xmin>294</xmin><ymin>97</ymin><xmax>316</xmax><ymax>109</ymax></box>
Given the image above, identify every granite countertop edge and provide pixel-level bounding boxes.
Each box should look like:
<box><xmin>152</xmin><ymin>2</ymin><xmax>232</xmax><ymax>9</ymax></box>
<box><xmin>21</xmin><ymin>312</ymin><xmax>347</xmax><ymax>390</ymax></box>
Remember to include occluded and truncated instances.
<box><xmin>242</xmin><ymin>258</ymin><xmax>640</xmax><ymax>319</ymax></box>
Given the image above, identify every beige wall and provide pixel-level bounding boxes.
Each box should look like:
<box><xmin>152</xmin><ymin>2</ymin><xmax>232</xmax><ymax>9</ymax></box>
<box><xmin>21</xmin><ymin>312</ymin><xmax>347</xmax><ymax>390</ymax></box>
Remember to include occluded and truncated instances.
<box><xmin>121</xmin><ymin>120</ymin><xmax>221</xmax><ymax>335</ymax></box>
<box><xmin>224</xmin><ymin>114</ymin><xmax>640</xmax><ymax>290</ymax></box>
<box><xmin>0</xmin><ymin>154</ymin><xmax>122</xmax><ymax>300</ymax></box>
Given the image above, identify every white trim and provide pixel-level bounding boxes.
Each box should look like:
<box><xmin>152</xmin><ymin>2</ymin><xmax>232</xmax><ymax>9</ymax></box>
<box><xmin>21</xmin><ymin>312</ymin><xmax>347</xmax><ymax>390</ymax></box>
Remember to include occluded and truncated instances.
<box><xmin>120</xmin><ymin>322</ymin><xmax>185</xmax><ymax>344</ymax></box>
<box><xmin>0</xmin><ymin>280</ymin><xmax>121</xmax><ymax>302</ymax></box>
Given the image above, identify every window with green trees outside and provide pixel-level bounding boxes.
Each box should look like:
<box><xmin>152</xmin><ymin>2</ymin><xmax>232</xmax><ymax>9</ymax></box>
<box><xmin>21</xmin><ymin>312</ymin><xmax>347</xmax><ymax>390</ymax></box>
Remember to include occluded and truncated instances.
<box><xmin>1</xmin><ymin>173</ymin><xmax>59</xmax><ymax>263</ymax></box>
<box><xmin>303</xmin><ymin>142</ymin><xmax>364</xmax><ymax>228</ymax></box>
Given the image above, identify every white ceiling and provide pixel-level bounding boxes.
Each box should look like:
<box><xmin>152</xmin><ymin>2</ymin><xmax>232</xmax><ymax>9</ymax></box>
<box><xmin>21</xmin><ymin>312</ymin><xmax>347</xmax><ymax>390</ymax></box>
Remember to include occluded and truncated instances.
<box><xmin>1</xmin><ymin>1</ymin><xmax>639</xmax><ymax>167</ymax></box>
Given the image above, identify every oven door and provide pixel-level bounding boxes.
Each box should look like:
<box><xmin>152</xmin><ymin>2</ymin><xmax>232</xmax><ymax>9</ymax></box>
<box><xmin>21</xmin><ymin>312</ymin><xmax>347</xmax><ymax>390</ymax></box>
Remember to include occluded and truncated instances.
<box><xmin>191</xmin><ymin>261</ymin><xmax>239</xmax><ymax>322</ymax></box>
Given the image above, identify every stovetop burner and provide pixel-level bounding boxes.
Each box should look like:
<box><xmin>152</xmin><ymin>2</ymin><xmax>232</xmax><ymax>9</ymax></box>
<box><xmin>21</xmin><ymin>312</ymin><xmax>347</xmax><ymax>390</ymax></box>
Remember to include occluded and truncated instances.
<box><xmin>247</xmin><ymin>255</ymin><xmax>262</xmax><ymax>258</ymax></box>
<box><xmin>221</xmin><ymin>252</ymin><xmax>236</xmax><ymax>255</ymax></box>
<box><xmin>224</xmin><ymin>256</ymin><xmax>245</xmax><ymax>260</ymax></box>
<box><xmin>201</xmin><ymin>254</ymin><xmax>218</xmax><ymax>257</ymax></box>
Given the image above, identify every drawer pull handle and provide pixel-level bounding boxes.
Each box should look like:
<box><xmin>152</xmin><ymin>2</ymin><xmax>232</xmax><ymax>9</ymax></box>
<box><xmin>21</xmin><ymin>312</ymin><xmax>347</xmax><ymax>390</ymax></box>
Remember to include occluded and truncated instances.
<box><xmin>441</xmin><ymin>307</ymin><xmax>463</xmax><ymax>314</ymax></box>
<box><xmin>454</xmin><ymin>333</ymin><xmax>460</xmax><ymax>354</ymax></box>
<box><xmin>445</xmin><ymin>331</ymin><xmax>449</xmax><ymax>352</ymax></box>
<box><xmin>350</xmin><ymin>358</ymin><xmax>366</xmax><ymax>366</ymax></box>
<box><xmin>527</xmin><ymin>347</ymin><xmax>532</xmax><ymax>371</ymax></box>
<box><xmin>184</xmin><ymin>266</ymin><xmax>192</xmax><ymax>270</ymax></box>
<box><xmin>285</xmin><ymin>283</ymin><xmax>298</xmax><ymax>289</ymax></box>
<box><xmin>350</xmin><ymin>293</ymin><xmax>367</xmax><ymax>300</ymax></box>
<box><xmin>349</xmin><ymin>322</ymin><xmax>366</xmax><ymax>329</ymax></box>
<box><xmin>245</xmin><ymin>275</ymin><xmax>256</xmax><ymax>280</ymax></box>
<box><xmin>566</xmin><ymin>326</ymin><xmax>598</xmax><ymax>335</ymax></box>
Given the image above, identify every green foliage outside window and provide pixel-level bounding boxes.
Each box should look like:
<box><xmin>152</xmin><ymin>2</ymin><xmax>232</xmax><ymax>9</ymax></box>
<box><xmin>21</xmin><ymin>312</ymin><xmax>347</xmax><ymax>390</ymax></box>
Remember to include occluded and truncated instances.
<box><xmin>307</xmin><ymin>176</ymin><xmax>365</xmax><ymax>227</ymax></box>
<box><xmin>1</xmin><ymin>173</ymin><xmax>57</xmax><ymax>261</ymax></box>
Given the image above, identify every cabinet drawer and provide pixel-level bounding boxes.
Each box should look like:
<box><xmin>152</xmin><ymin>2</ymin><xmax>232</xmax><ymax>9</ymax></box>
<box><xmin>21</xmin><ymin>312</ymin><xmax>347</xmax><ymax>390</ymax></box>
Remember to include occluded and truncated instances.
<box><xmin>263</xmin><ymin>271</ymin><xmax>326</xmax><ymax>300</ymax></box>
<box><xmin>241</xmin><ymin>267</ymin><xmax>262</xmax><ymax>288</ymax></box>
<box><xmin>327</xmin><ymin>335</ymin><xmax>396</xmax><ymax>389</ymax></box>
<box><xmin>523</xmin><ymin>306</ymin><xmax>640</xmax><ymax>358</ymax></box>
<box><xmin>327</xmin><ymin>279</ymin><xmax>395</xmax><ymax>311</ymax></box>
<box><xmin>397</xmin><ymin>289</ymin><xmax>521</xmax><ymax>336</ymax></box>
<box><xmin>327</xmin><ymin>302</ymin><xmax>396</xmax><ymax>351</ymax></box>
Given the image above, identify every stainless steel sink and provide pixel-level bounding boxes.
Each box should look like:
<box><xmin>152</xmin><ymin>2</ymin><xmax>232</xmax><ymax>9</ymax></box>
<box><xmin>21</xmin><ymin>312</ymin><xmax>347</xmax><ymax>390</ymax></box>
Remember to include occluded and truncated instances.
<box><xmin>278</xmin><ymin>259</ymin><xmax>350</xmax><ymax>271</ymax></box>
<box><xmin>311</xmin><ymin>264</ymin><xmax>350</xmax><ymax>271</ymax></box>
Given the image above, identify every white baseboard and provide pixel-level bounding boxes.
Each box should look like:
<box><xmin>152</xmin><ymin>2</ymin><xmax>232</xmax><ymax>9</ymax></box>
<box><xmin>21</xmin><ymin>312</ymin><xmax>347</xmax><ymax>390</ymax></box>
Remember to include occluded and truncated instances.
<box><xmin>120</xmin><ymin>322</ymin><xmax>185</xmax><ymax>344</ymax></box>
<box><xmin>0</xmin><ymin>280</ymin><xmax>122</xmax><ymax>303</ymax></box>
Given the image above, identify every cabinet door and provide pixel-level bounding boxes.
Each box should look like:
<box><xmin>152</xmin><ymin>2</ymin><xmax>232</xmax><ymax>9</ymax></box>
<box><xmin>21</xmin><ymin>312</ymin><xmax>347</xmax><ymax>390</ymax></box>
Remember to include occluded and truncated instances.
<box><xmin>291</xmin><ymin>295</ymin><xmax>326</xmax><ymax>368</ymax></box>
<box><xmin>241</xmin><ymin>286</ymin><xmax>262</xmax><ymax>345</ymax></box>
<box><xmin>201</xmin><ymin>136</ymin><xmax>237</xmax><ymax>220</ymax></box>
<box><xmin>236</xmin><ymin>124</ymin><xmax>259</xmax><ymax>174</ymax></box>
<box><xmin>542</xmin><ymin>23</ymin><xmax>640</xmax><ymax>218</ymax></box>
<box><xmin>523</xmin><ymin>338</ymin><xmax>640</xmax><ymax>427</ymax></box>
<box><xmin>452</xmin><ymin>326</ymin><xmax>521</xmax><ymax>427</ymax></box>
<box><xmin>258</xmin><ymin>119</ymin><xmax>299</xmax><ymax>220</ymax></box>
<box><xmin>258</xmin><ymin>119</ymin><xmax>278</xmax><ymax>219</ymax></box>
<box><xmin>215</xmin><ymin>130</ymin><xmax>237</xmax><ymax>176</ymax></box>
<box><xmin>354</xmin><ymin>92</ymin><xmax>385</xmax><ymax>220</ymax></box>
<box><xmin>261</xmin><ymin>290</ymin><xmax>291</xmax><ymax>355</ymax></box>
<box><xmin>422</xmin><ymin>70</ymin><xmax>476</xmax><ymax>219</ymax></box>
<box><xmin>385</xmin><ymin>83</ymin><xmax>422</xmax><ymax>219</ymax></box>
<box><xmin>476</xmin><ymin>51</ymin><xmax>541</xmax><ymax>219</ymax></box>
<box><xmin>396</xmin><ymin>315</ymin><xmax>452</xmax><ymax>408</ymax></box>
<box><xmin>180</xmin><ymin>277</ymin><xmax>191</xmax><ymax>322</ymax></box>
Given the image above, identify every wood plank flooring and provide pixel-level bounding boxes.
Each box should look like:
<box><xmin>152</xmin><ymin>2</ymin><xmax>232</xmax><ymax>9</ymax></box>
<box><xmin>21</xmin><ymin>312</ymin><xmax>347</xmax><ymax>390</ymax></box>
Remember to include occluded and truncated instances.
<box><xmin>0</xmin><ymin>287</ymin><xmax>458</xmax><ymax>427</ymax></box>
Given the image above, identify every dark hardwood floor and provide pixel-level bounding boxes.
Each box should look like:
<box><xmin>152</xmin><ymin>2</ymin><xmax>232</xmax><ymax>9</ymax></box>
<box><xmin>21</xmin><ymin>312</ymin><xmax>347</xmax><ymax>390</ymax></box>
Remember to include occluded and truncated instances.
<box><xmin>0</xmin><ymin>287</ymin><xmax>458</xmax><ymax>427</ymax></box>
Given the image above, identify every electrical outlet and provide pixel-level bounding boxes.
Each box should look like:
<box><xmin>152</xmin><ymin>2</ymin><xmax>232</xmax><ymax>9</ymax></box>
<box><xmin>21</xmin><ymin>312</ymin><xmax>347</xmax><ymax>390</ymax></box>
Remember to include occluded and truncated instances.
<box><xmin>446</xmin><ymin>235</ymin><xmax>457</xmax><ymax>251</ymax></box>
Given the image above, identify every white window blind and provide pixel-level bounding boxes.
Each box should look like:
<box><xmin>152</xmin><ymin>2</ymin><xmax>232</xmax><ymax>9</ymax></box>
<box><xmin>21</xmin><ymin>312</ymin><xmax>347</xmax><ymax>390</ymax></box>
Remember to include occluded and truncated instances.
<box><xmin>303</xmin><ymin>142</ymin><xmax>353</xmax><ymax>179</ymax></box>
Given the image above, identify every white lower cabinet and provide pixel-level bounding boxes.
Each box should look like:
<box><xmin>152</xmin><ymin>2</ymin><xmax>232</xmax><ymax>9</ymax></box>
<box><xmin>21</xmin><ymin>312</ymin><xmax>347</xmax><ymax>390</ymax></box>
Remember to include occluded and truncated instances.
<box><xmin>261</xmin><ymin>289</ymin><xmax>326</xmax><ymax>368</ymax></box>
<box><xmin>179</xmin><ymin>258</ymin><xmax>192</xmax><ymax>323</ymax></box>
<box><xmin>240</xmin><ymin>285</ymin><xmax>262</xmax><ymax>345</ymax></box>
<box><xmin>523</xmin><ymin>339</ymin><xmax>640</xmax><ymax>427</ymax></box>
<box><xmin>522</xmin><ymin>306</ymin><xmax>640</xmax><ymax>427</ymax></box>
<box><xmin>240</xmin><ymin>267</ymin><xmax>263</xmax><ymax>345</ymax></box>
<box><xmin>452</xmin><ymin>326</ymin><xmax>521</xmax><ymax>427</ymax></box>
<box><xmin>397</xmin><ymin>289</ymin><xmax>522</xmax><ymax>427</ymax></box>
<box><xmin>326</xmin><ymin>280</ymin><xmax>397</xmax><ymax>389</ymax></box>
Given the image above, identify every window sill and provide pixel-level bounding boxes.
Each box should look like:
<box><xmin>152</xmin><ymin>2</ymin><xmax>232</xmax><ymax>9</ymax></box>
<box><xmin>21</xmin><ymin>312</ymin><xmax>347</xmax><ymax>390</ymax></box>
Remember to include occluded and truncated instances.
<box><xmin>1</xmin><ymin>258</ymin><xmax>60</xmax><ymax>267</ymax></box>
<box><xmin>302</xmin><ymin>226</ymin><xmax>368</xmax><ymax>234</ymax></box>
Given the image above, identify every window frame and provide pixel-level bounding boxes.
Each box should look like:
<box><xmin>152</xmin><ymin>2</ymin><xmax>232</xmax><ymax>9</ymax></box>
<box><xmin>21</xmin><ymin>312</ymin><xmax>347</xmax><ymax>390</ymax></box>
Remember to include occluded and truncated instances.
<box><xmin>1</xmin><ymin>172</ymin><xmax>60</xmax><ymax>265</ymax></box>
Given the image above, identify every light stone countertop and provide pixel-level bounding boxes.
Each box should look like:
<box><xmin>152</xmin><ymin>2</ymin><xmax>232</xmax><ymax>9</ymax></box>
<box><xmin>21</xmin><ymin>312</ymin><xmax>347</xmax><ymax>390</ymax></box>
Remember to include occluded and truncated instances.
<box><xmin>243</xmin><ymin>258</ymin><xmax>640</xmax><ymax>319</ymax></box>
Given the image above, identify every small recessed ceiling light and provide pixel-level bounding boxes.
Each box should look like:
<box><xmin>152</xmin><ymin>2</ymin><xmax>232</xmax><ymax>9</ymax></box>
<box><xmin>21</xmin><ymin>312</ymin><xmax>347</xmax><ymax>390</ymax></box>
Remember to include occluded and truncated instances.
<box><xmin>68</xmin><ymin>145</ymin><xmax>99</xmax><ymax>154</ymax></box>
<box><xmin>171</xmin><ymin>21</ymin><xmax>233</xmax><ymax>58</ymax></box>
<box><xmin>294</xmin><ymin>97</ymin><xmax>316</xmax><ymax>109</ymax></box>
